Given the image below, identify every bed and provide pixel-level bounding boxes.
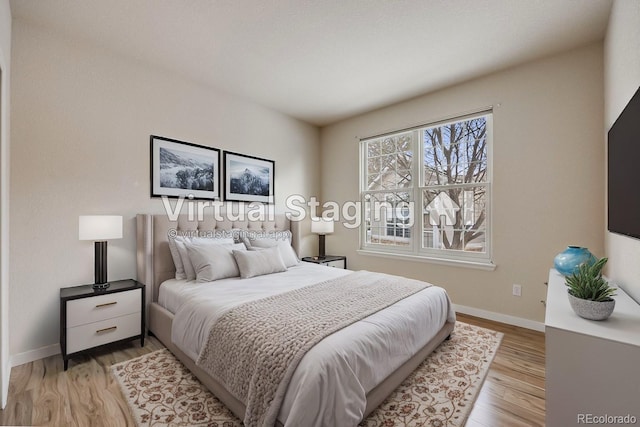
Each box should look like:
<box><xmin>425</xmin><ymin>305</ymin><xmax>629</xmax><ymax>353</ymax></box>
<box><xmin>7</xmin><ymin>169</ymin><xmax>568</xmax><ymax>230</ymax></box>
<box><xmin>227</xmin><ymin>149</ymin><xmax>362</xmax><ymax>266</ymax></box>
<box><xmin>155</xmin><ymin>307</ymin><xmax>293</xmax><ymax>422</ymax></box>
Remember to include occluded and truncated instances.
<box><xmin>136</xmin><ymin>213</ymin><xmax>456</xmax><ymax>427</ymax></box>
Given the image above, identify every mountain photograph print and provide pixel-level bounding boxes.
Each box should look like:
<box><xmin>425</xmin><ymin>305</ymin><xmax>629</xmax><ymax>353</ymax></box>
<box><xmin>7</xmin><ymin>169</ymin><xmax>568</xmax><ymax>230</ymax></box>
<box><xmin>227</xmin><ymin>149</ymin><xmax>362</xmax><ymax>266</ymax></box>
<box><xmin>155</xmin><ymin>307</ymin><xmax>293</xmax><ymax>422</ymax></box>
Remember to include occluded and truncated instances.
<box><xmin>224</xmin><ymin>151</ymin><xmax>274</xmax><ymax>203</ymax></box>
<box><xmin>151</xmin><ymin>136</ymin><xmax>220</xmax><ymax>200</ymax></box>
<box><xmin>159</xmin><ymin>148</ymin><xmax>214</xmax><ymax>191</ymax></box>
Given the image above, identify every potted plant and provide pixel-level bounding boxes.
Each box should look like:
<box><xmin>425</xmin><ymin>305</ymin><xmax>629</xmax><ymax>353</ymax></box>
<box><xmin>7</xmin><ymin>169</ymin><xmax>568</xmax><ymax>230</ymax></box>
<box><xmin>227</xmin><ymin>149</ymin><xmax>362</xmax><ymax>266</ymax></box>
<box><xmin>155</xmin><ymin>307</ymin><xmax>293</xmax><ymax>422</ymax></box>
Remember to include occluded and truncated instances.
<box><xmin>565</xmin><ymin>257</ymin><xmax>617</xmax><ymax>320</ymax></box>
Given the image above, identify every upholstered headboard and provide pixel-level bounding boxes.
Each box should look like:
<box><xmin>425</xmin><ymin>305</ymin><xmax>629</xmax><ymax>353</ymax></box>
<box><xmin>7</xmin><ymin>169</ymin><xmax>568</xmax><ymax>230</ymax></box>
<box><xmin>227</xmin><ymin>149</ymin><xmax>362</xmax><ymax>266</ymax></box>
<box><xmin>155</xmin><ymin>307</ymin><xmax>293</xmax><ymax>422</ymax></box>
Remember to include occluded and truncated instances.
<box><xmin>136</xmin><ymin>213</ymin><xmax>299</xmax><ymax>303</ymax></box>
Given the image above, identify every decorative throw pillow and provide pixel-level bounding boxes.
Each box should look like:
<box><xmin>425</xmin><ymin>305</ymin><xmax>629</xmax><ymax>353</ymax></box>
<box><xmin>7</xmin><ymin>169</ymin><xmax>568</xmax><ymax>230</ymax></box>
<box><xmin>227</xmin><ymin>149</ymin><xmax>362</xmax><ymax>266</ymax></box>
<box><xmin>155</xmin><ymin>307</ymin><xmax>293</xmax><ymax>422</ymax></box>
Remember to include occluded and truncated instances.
<box><xmin>186</xmin><ymin>242</ymin><xmax>246</xmax><ymax>282</ymax></box>
<box><xmin>249</xmin><ymin>239</ymin><xmax>299</xmax><ymax>267</ymax></box>
<box><xmin>233</xmin><ymin>246</ymin><xmax>287</xmax><ymax>279</ymax></box>
<box><xmin>190</xmin><ymin>236</ymin><xmax>234</xmax><ymax>245</ymax></box>
<box><xmin>241</xmin><ymin>230</ymin><xmax>292</xmax><ymax>246</ymax></box>
<box><xmin>175</xmin><ymin>236</ymin><xmax>235</xmax><ymax>281</ymax></box>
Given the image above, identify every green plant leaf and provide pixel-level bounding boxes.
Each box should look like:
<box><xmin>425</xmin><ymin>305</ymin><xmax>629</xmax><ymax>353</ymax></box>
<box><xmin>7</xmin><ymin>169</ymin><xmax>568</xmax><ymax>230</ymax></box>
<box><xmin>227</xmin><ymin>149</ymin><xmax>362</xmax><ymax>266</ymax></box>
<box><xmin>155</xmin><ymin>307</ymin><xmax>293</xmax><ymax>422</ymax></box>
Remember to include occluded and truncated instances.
<box><xmin>564</xmin><ymin>257</ymin><xmax>617</xmax><ymax>301</ymax></box>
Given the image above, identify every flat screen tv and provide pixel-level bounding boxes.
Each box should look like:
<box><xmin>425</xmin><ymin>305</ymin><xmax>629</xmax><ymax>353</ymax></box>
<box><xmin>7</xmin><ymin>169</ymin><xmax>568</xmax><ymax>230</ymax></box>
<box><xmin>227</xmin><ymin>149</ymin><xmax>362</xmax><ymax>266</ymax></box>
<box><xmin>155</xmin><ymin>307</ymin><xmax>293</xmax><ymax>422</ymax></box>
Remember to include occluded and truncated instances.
<box><xmin>608</xmin><ymin>86</ymin><xmax>640</xmax><ymax>240</ymax></box>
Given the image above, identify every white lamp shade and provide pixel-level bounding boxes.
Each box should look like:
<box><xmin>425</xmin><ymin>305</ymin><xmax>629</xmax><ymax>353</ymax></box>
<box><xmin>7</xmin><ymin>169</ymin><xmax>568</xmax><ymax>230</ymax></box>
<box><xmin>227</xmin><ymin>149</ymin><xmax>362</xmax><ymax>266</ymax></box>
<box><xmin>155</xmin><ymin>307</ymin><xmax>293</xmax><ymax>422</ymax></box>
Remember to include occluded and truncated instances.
<box><xmin>79</xmin><ymin>215</ymin><xmax>123</xmax><ymax>241</ymax></box>
<box><xmin>311</xmin><ymin>217</ymin><xmax>334</xmax><ymax>235</ymax></box>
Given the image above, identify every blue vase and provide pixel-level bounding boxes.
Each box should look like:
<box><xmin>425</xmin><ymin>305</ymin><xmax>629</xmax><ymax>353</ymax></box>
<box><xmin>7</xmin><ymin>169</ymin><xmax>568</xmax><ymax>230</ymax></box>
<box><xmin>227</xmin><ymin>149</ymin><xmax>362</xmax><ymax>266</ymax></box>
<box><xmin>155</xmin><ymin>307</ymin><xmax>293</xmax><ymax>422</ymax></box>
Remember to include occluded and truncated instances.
<box><xmin>554</xmin><ymin>246</ymin><xmax>596</xmax><ymax>276</ymax></box>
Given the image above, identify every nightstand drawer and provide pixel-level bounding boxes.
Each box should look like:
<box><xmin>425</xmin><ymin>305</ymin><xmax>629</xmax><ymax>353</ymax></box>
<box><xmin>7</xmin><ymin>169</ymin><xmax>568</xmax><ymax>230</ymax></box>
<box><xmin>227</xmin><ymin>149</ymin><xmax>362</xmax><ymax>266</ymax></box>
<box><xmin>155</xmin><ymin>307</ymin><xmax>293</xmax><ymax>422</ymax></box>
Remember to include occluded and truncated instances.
<box><xmin>66</xmin><ymin>313</ymin><xmax>141</xmax><ymax>354</ymax></box>
<box><xmin>325</xmin><ymin>260</ymin><xmax>345</xmax><ymax>268</ymax></box>
<box><xmin>66</xmin><ymin>289</ymin><xmax>141</xmax><ymax>327</ymax></box>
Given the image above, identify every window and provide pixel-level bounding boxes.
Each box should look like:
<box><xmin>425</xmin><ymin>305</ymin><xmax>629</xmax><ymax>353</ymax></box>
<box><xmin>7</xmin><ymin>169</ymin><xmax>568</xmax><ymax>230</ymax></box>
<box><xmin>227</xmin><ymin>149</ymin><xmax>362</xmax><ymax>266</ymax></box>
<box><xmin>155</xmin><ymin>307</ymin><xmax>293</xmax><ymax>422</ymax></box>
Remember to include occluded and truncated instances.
<box><xmin>360</xmin><ymin>112</ymin><xmax>492</xmax><ymax>266</ymax></box>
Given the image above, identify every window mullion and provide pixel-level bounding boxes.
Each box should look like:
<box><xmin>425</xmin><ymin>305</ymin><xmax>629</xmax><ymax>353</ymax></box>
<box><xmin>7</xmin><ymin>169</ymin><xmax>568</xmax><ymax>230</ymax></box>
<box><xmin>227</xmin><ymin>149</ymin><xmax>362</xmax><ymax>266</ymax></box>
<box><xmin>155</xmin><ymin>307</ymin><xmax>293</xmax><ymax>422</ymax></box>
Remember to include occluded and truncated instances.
<box><xmin>412</xmin><ymin>129</ymin><xmax>422</xmax><ymax>255</ymax></box>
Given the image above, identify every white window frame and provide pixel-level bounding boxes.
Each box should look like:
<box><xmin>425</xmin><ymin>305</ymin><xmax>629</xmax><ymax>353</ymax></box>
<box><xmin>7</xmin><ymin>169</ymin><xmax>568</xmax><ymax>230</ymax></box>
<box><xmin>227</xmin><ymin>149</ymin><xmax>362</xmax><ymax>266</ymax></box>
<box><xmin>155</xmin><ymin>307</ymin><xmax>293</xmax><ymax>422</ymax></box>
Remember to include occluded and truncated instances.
<box><xmin>359</xmin><ymin>111</ymin><xmax>494</xmax><ymax>269</ymax></box>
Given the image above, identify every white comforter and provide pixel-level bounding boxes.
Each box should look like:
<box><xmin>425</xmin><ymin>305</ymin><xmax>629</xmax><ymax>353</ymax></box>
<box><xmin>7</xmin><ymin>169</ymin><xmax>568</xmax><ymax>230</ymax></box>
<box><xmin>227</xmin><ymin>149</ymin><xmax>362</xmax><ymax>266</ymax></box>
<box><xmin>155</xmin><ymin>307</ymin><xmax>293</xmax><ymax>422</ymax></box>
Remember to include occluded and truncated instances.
<box><xmin>159</xmin><ymin>263</ymin><xmax>455</xmax><ymax>427</ymax></box>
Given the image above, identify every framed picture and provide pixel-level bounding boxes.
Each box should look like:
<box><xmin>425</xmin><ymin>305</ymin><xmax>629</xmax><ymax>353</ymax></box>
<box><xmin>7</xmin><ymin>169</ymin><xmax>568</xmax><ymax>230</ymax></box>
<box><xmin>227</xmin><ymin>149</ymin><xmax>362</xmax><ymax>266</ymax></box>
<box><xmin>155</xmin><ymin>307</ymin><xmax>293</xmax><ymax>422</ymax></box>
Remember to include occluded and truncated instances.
<box><xmin>150</xmin><ymin>135</ymin><xmax>220</xmax><ymax>200</ymax></box>
<box><xmin>224</xmin><ymin>151</ymin><xmax>275</xmax><ymax>203</ymax></box>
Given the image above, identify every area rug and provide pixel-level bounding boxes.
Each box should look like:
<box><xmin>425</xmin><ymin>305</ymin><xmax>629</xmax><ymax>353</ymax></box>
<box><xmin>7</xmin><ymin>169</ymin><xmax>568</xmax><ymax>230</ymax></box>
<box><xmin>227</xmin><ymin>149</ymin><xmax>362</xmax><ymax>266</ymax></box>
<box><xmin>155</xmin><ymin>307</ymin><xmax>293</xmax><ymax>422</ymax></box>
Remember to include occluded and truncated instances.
<box><xmin>111</xmin><ymin>322</ymin><xmax>502</xmax><ymax>427</ymax></box>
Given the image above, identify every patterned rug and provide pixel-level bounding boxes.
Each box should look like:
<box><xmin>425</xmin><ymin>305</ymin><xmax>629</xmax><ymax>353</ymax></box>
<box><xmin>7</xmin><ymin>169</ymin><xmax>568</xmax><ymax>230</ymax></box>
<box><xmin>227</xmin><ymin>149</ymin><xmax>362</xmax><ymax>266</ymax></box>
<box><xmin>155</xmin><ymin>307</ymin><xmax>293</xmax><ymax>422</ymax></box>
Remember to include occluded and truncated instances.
<box><xmin>111</xmin><ymin>322</ymin><xmax>502</xmax><ymax>427</ymax></box>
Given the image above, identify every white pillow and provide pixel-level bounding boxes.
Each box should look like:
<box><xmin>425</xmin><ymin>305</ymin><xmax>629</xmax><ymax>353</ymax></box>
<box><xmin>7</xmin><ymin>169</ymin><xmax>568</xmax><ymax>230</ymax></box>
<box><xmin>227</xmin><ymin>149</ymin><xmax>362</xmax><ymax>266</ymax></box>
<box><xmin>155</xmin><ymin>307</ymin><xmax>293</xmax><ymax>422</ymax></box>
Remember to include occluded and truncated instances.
<box><xmin>190</xmin><ymin>236</ymin><xmax>234</xmax><ymax>245</ymax></box>
<box><xmin>186</xmin><ymin>242</ymin><xmax>245</xmax><ymax>282</ymax></box>
<box><xmin>168</xmin><ymin>236</ymin><xmax>187</xmax><ymax>279</ymax></box>
<box><xmin>231</xmin><ymin>228</ymin><xmax>248</xmax><ymax>244</ymax></box>
<box><xmin>249</xmin><ymin>239</ymin><xmax>299</xmax><ymax>267</ymax></box>
<box><xmin>233</xmin><ymin>246</ymin><xmax>287</xmax><ymax>279</ymax></box>
<box><xmin>175</xmin><ymin>236</ymin><xmax>235</xmax><ymax>281</ymax></box>
<box><xmin>241</xmin><ymin>230</ymin><xmax>292</xmax><ymax>245</ymax></box>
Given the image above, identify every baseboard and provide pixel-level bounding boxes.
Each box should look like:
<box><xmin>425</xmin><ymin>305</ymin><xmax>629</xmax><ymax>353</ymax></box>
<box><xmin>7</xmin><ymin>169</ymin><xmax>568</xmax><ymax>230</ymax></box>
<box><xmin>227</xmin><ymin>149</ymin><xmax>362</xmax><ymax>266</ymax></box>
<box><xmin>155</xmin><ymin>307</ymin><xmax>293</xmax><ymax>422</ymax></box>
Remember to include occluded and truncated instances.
<box><xmin>9</xmin><ymin>307</ymin><xmax>543</xmax><ymax>367</ymax></box>
<box><xmin>10</xmin><ymin>344</ymin><xmax>60</xmax><ymax>368</ymax></box>
<box><xmin>453</xmin><ymin>304</ymin><xmax>545</xmax><ymax>332</ymax></box>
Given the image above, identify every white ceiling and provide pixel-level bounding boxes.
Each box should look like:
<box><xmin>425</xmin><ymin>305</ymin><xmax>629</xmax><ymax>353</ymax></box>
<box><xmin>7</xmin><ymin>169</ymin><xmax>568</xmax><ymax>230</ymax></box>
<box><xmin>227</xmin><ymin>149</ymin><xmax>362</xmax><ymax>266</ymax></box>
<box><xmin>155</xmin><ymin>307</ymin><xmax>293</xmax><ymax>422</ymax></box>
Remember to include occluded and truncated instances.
<box><xmin>10</xmin><ymin>0</ymin><xmax>613</xmax><ymax>126</ymax></box>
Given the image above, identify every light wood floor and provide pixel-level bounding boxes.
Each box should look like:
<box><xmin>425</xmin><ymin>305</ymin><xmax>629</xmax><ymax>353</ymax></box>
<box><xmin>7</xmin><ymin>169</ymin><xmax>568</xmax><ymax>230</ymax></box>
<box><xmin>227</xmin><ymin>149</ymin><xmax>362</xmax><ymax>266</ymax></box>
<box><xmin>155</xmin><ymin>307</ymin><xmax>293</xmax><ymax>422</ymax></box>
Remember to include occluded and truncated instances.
<box><xmin>462</xmin><ymin>314</ymin><xmax>545</xmax><ymax>427</ymax></box>
<box><xmin>0</xmin><ymin>313</ymin><xmax>545</xmax><ymax>426</ymax></box>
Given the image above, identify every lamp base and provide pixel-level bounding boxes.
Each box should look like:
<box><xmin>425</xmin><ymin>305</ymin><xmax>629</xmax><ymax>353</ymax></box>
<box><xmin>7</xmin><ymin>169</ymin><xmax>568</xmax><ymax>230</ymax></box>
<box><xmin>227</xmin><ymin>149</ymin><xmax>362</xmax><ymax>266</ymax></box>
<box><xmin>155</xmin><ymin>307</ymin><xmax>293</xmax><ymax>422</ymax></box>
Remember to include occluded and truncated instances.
<box><xmin>318</xmin><ymin>234</ymin><xmax>326</xmax><ymax>259</ymax></box>
<box><xmin>92</xmin><ymin>282</ymin><xmax>110</xmax><ymax>290</ymax></box>
<box><xmin>94</xmin><ymin>241</ymin><xmax>109</xmax><ymax>287</ymax></box>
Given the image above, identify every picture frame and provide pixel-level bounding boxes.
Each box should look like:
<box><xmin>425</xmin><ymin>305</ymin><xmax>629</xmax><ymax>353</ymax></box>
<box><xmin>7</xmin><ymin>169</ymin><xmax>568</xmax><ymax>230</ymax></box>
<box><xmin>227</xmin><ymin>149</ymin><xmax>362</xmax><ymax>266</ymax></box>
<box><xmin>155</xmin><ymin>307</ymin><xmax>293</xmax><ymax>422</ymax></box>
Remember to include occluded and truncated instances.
<box><xmin>150</xmin><ymin>135</ymin><xmax>220</xmax><ymax>200</ymax></box>
<box><xmin>223</xmin><ymin>151</ymin><xmax>275</xmax><ymax>203</ymax></box>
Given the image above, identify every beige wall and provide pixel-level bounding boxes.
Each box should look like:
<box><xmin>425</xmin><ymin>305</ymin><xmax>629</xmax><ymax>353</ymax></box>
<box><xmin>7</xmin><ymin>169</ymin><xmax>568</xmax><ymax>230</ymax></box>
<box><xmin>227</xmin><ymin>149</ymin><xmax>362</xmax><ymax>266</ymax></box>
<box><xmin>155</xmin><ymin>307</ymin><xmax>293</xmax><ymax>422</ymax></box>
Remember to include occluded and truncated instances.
<box><xmin>604</xmin><ymin>0</ymin><xmax>640</xmax><ymax>304</ymax></box>
<box><xmin>9</xmin><ymin>20</ymin><xmax>320</xmax><ymax>357</ymax></box>
<box><xmin>321</xmin><ymin>44</ymin><xmax>605</xmax><ymax>323</ymax></box>
<box><xmin>0</xmin><ymin>0</ymin><xmax>11</xmax><ymax>407</ymax></box>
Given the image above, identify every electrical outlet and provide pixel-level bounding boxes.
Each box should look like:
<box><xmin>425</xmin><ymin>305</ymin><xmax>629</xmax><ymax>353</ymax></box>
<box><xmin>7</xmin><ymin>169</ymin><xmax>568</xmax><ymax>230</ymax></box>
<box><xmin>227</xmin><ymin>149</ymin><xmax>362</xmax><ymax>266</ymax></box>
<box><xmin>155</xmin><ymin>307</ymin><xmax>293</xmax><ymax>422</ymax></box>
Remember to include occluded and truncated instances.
<box><xmin>513</xmin><ymin>284</ymin><xmax>522</xmax><ymax>297</ymax></box>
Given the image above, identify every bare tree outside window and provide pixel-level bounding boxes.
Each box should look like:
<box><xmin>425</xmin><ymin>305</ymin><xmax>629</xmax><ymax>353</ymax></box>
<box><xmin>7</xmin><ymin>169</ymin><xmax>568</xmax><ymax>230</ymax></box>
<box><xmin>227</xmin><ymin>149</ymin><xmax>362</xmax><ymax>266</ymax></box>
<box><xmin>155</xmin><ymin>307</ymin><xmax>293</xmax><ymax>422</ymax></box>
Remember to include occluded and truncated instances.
<box><xmin>361</xmin><ymin>112</ymin><xmax>492</xmax><ymax>263</ymax></box>
<box><xmin>422</xmin><ymin>117</ymin><xmax>488</xmax><ymax>252</ymax></box>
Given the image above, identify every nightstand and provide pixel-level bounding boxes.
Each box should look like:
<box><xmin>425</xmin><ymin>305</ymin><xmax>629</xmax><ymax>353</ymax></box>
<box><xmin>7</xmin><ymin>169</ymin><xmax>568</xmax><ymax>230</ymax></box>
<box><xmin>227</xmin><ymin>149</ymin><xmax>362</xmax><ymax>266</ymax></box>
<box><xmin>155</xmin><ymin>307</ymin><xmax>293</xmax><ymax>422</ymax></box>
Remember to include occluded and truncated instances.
<box><xmin>60</xmin><ymin>279</ymin><xmax>145</xmax><ymax>370</ymax></box>
<box><xmin>301</xmin><ymin>255</ymin><xmax>347</xmax><ymax>269</ymax></box>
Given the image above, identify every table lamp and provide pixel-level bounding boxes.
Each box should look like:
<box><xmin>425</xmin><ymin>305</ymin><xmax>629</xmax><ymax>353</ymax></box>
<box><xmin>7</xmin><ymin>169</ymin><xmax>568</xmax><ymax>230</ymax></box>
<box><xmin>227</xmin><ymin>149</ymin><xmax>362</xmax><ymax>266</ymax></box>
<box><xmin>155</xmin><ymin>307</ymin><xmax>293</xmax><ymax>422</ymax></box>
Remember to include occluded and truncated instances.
<box><xmin>311</xmin><ymin>217</ymin><xmax>334</xmax><ymax>259</ymax></box>
<box><xmin>79</xmin><ymin>215</ymin><xmax>123</xmax><ymax>289</ymax></box>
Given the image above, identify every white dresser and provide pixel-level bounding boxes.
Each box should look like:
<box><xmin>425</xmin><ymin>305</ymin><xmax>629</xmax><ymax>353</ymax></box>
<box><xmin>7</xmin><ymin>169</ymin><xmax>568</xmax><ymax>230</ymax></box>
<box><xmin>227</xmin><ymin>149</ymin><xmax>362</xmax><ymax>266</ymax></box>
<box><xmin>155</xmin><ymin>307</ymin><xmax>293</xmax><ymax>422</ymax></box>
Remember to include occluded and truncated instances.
<box><xmin>545</xmin><ymin>269</ymin><xmax>640</xmax><ymax>426</ymax></box>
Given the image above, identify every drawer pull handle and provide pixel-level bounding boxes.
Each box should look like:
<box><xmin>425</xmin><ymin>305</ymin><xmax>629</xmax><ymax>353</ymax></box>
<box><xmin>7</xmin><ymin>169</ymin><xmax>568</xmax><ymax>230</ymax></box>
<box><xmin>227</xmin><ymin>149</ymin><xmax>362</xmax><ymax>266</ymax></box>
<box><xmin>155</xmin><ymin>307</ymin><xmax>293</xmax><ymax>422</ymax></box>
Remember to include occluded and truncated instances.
<box><xmin>96</xmin><ymin>301</ymin><xmax>117</xmax><ymax>308</ymax></box>
<box><xmin>96</xmin><ymin>326</ymin><xmax>117</xmax><ymax>334</ymax></box>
